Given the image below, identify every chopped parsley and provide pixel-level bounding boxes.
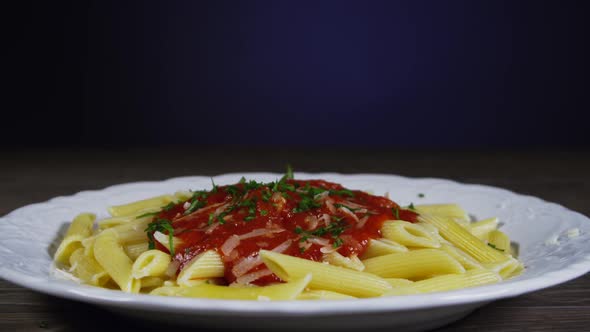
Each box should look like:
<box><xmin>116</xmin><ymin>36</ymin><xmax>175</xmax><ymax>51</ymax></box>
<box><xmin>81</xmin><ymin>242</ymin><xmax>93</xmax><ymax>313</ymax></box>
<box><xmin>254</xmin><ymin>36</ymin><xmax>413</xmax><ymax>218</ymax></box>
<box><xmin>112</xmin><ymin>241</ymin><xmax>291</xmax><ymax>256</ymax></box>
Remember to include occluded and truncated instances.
<box><xmin>135</xmin><ymin>201</ymin><xmax>179</xmax><ymax>219</ymax></box>
<box><xmin>244</xmin><ymin>179</ymin><xmax>265</xmax><ymax>191</ymax></box>
<box><xmin>162</xmin><ymin>202</ymin><xmax>177</xmax><ymax>211</ymax></box>
<box><xmin>295</xmin><ymin>221</ymin><xmax>348</xmax><ymax>249</ymax></box>
<box><xmin>261</xmin><ymin>189</ymin><xmax>272</xmax><ymax>202</ymax></box>
<box><xmin>418</xmin><ymin>193</ymin><xmax>425</xmax><ymax>198</ymax></box>
<box><xmin>260</xmin><ymin>209</ymin><xmax>269</xmax><ymax>216</ymax></box>
<box><xmin>286</xmin><ymin>164</ymin><xmax>294</xmax><ymax>180</ymax></box>
<box><xmin>293</xmin><ymin>196</ymin><xmax>322</xmax><ymax>213</ymax></box>
<box><xmin>145</xmin><ymin>218</ymin><xmax>175</xmax><ymax>255</ymax></box>
<box><xmin>408</xmin><ymin>203</ymin><xmax>416</xmax><ymax>210</ymax></box>
<box><xmin>487</xmin><ymin>243</ymin><xmax>505</xmax><ymax>252</ymax></box>
<box><xmin>329</xmin><ymin>189</ymin><xmax>354</xmax><ymax>197</ymax></box>
<box><xmin>225</xmin><ymin>185</ymin><xmax>240</xmax><ymax>196</ymax></box>
<box><xmin>392</xmin><ymin>207</ymin><xmax>400</xmax><ymax>219</ymax></box>
<box><xmin>184</xmin><ymin>199</ymin><xmax>206</xmax><ymax>215</ymax></box>
<box><xmin>332</xmin><ymin>237</ymin><xmax>344</xmax><ymax>248</ymax></box>
<box><xmin>211</xmin><ymin>178</ymin><xmax>218</xmax><ymax>193</ymax></box>
<box><xmin>135</xmin><ymin>211</ymin><xmax>160</xmax><ymax>219</ymax></box>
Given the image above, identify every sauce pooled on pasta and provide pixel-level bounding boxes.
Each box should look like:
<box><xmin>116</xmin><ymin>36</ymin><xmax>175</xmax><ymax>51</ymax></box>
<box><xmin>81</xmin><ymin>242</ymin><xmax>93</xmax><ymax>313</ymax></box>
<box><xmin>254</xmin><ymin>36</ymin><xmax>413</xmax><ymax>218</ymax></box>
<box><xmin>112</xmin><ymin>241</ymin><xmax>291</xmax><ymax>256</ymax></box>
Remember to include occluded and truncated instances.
<box><xmin>149</xmin><ymin>176</ymin><xmax>418</xmax><ymax>286</ymax></box>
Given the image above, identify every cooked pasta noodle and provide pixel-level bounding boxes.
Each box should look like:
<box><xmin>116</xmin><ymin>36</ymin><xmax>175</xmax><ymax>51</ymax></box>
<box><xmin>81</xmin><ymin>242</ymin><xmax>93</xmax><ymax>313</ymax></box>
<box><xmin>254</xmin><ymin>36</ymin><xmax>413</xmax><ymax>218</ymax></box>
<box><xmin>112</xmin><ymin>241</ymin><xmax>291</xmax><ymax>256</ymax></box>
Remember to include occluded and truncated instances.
<box><xmin>53</xmin><ymin>171</ymin><xmax>523</xmax><ymax>299</ymax></box>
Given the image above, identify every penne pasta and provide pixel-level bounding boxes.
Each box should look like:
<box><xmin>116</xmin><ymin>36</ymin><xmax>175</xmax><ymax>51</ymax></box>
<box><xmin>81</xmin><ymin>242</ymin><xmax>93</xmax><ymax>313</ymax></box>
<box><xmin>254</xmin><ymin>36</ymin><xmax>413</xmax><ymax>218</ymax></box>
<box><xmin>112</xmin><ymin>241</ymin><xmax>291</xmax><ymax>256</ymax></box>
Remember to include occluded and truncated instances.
<box><xmin>384</xmin><ymin>269</ymin><xmax>501</xmax><ymax>296</ymax></box>
<box><xmin>362</xmin><ymin>249</ymin><xmax>465</xmax><ymax>280</ymax></box>
<box><xmin>469</xmin><ymin>217</ymin><xmax>499</xmax><ymax>241</ymax></box>
<box><xmin>381</xmin><ymin>220</ymin><xmax>440</xmax><ymax>248</ymax></box>
<box><xmin>151</xmin><ymin>274</ymin><xmax>312</xmax><ymax>300</ymax></box>
<box><xmin>297</xmin><ymin>289</ymin><xmax>356</xmax><ymax>300</ymax></box>
<box><xmin>177</xmin><ymin>250</ymin><xmax>225</xmax><ymax>287</ymax></box>
<box><xmin>487</xmin><ymin>230</ymin><xmax>511</xmax><ymax>255</ymax></box>
<box><xmin>53</xmin><ymin>171</ymin><xmax>523</xmax><ymax>299</ymax></box>
<box><xmin>483</xmin><ymin>256</ymin><xmax>523</xmax><ymax>279</ymax></box>
<box><xmin>131</xmin><ymin>250</ymin><xmax>171</xmax><ymax>279</ymax></box>
<box><xmin>384</xmin><ymin>278</ymin><xmax>414</xmax><ymax>287</ymax></box>
<box><xmin>140</xmin><ymin>276</ymin><xmax>165</xmax><ymax>289</ymax></box>
<box><xmin>68</xmin><ymin>248</ymin><xmax>109</xmax><ymax>286</ymax></box>
<box><xmin>108</xmin><ymin>195</ymin><xmax>176</xmax><ymax>217</ymax></box>
<box><xmin>360</xmin><ymin>238</ymin><xmax>408</xmax><ymax>259</ymax></box>
<box><xmin>322</xmin><ymin>252</ymin><xmax>364</xmax><ymax>271</ymax></box>
<box><xmin>414</xmin><ymin>204</ymin><xmax>469</xmax><ymax>222</ymax></box>
<box><xmin>260</xmin><ymin>250</ymin><xmax>391</xmax><ymax>297</ymax></box>
<box><xmin>124</xmin><ymin>242</ymin><xmax>150</xmax><ymax>260</ymax></box>
<box><xmin>418</xmin><ymin>214</ymin><xmax>508</xmax><ymax>264</ymax></box>
<box><xmin>93</xmin><ymin>229</ymin><xmax>141</xmax><ymax>293</ymax></box>
<box><xmin>439</xmin><ymin>243</ymin><xmax>483</xmax><ymax>270</ymax></box>
<box><xmin>54</xmin><ymin>213</ymin><xmax>96</xmax><ymax>265</ymax></box>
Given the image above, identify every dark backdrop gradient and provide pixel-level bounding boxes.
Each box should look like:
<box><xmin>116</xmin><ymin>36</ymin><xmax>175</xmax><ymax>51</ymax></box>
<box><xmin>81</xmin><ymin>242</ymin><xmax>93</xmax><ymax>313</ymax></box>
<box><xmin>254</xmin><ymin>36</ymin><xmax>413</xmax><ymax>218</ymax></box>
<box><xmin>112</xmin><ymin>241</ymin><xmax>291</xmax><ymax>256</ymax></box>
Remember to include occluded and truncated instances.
<box><xmin>4</xmin><ymin>0</ymin><xmax>589</xmax><ymax>147</ymax></box>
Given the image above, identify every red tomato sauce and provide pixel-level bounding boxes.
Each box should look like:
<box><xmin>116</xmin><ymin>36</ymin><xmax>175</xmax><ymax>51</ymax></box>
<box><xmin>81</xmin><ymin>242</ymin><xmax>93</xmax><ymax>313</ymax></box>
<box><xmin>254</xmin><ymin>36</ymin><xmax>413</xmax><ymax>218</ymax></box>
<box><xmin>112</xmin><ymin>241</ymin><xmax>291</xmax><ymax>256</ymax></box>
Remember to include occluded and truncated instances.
<box><xmin>150</xmin><ymin>178</ymin><xmax>418</xmax><ymax>286</ymax></box>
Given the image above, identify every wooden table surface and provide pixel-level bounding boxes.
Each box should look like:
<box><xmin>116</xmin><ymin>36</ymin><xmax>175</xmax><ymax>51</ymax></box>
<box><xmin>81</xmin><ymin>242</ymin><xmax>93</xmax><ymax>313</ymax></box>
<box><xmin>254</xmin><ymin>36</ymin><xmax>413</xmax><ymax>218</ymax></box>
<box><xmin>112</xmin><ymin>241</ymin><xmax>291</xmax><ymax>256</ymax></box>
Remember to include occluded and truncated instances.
<box><xmin>1</xmin><ymin>148</ymin><xmax>589</xmax><ymax>332</ymax></box>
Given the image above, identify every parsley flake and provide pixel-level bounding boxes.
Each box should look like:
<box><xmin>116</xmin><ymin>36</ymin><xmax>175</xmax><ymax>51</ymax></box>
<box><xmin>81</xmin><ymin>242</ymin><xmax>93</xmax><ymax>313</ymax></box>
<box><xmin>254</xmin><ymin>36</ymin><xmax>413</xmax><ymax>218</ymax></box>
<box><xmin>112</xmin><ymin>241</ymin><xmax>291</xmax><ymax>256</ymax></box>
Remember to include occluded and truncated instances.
<box><xmin>487</xmin><ymin>243</ymin><xmax>505</xmax><ymax>252</ymax></box>
<box><xmin>135</xmin><ymin>211</ymin><xmax>160</xmax><ymax>219</ymax></box>
<box><xmin>392</xmin><ymin>207</ymin><xmax>400</xmax><ymax>219</ymax></box>
<box><xmin>286</xmin><ymin>164</ymin><xmax>294</xmax><ymax>180</ymax></box>
<box><xmin>184</xmin><ymin>199</ymin><xmax>206</xmax><ymax>215</ymax></box>
<box><xmin>145</xmin><ymin>218</ymin><xmax>175</xmax><ymax>255</ymax></box>
<box><xmin>162</xmin><ymin>202</ymin><xmax>177</xmax><ymax>211</ymax></box>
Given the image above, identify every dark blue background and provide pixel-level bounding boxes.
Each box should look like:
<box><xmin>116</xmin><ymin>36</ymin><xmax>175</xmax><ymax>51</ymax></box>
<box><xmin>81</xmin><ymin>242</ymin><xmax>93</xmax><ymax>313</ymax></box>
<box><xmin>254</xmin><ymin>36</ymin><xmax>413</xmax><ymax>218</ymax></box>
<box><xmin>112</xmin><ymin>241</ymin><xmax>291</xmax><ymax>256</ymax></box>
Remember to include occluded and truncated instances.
<box><xmin>5</xmin><ymin>0</ymin><xmax>589</xmax><ymax>147</ymax></box>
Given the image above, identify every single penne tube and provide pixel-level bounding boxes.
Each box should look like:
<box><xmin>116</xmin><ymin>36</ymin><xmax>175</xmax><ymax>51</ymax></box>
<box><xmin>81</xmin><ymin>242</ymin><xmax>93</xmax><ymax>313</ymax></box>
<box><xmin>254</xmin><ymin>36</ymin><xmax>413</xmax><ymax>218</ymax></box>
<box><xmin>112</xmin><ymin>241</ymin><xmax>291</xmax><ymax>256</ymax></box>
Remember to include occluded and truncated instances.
<box><xmin>132</xmin><ymin>250</ymin><xmax>171</xmax><ymax>279</ymax></box>
<box><xmin>362</xmin><ymin>249</ymin><xmax>465</xmax><ymax>279</ymax></box>
<box><xmin>384</xmin><ymin>278</ymin><xmax>414</xmax><ymax>287</ymax></box>
<box><xmin>177</xmin><ymin>250</ymin><xmax>225</xmax><ymax>287</ymax></box>
<box><xmin>111</xmin><ymin>219</ymin><xmax>152</xmax><ymax>244</ymax></box>
<box><xmin>151</xmin><ymin>274</ymin><xmax>312</xmax><ymax>300</ymax></box>
<box><xmin>68</xmin><ymin>248</ymin><xmax>110</xmax><ymax>286</ymax></box>
<box><xmin>140</xmin><ymin>276</ymin><xmax>165</xmax><ymax>289</ymax></box>
<box><xmin>54</xmin><ymin>213</ymin><xmax>96</xmax><ymax>264</ymax></box>
<box><xmin>439</xmin><ymin>243</ymin><xmax>483</xmax><ymax>270</ymax></box>
<box><xmin>93</xmin><ymin>228</ymin><xmax>141</xmax><ymax>293</ymax></box>
<box><xmin>418</xmin><ymin>214</ymin><xmax>508</xmax><ymax>263</ymax></box>
<box><xmin>163</xmin><ymin>280</ymin><xmax>178</xmax><ymax>287</ymax></box>
<box><xmin>81</xmin><ymin>235</ymin><xmax>96</xmax><ymax>257</ymax></box>
<box><xmin>98</xmin><ymin>209</ymin><xmax>159</xmax><ymax>229</ymax></box>
<box><xmin>124</xmin><ymin>242</ymin><xmax>150</xmax><ymax>260</ymax></box>
<box><xmin>487</xmin><ymin>230</ymin><xmax>511</xmax><ymax>255</ymax></box>
<box><xmin>360</xmin><ymin>238</ymin><xmax>408</xmax><ymax>259</ymax></box>
<box><xmin>260</xmin><ymin>250</ymin><xmax>391</xmax><ymax>297</ymax></box>
<box><xmin>107</xmin><ymin>195</ymin><xmax>176</xmax><ymax>217</ymax></box>
<box><xmin>297</xmin><ymin>289</ymin><xmax>356</xmax><ymax>300</ymax></box>
<box><xmin>483</xmin><ymin>256</ymin><xmax>522</xmax><ymax>279</ymax></box>
<box><xmin>384</xmin><ymin>269</ymin><xmax>501</xmax><ymax>296</ymax></box>
<box><xmin>98</xmin><ymin>216</ymin><xmax>138</xmax><ymax>230</ymax></box>
<box><xmin>414</xmin><ymin>204</ymin><xmax>469</xmax><ymax>222</ymax></box>
<box><xmin>322</xmin><ymin>252</ymin><xmax>364</xmax><ymax>271</ymax></box>
<box><xmin>416</xmin><ymin>222</ymin><xmax>447</xmax><ymax>243</ymax></box>
<box><xmin>469</xmin><ymin>217</ymin><xmax>499</xmax><ymax>241</ymax></box>
<box><xmin>381</xmin><ymin>220</ymin><xmax>440</xmax><ymax>248</ymax></box>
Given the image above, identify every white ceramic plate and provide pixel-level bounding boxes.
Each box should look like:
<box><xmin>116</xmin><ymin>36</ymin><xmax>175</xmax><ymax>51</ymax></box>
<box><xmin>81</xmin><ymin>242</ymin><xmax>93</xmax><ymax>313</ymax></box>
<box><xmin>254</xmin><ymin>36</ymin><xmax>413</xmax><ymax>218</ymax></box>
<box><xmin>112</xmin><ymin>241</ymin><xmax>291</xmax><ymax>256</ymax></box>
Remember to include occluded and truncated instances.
<box><xmin>1</xmin><ymin>173</ymin><xmax>589</xmax><ymax>331</ymax></box>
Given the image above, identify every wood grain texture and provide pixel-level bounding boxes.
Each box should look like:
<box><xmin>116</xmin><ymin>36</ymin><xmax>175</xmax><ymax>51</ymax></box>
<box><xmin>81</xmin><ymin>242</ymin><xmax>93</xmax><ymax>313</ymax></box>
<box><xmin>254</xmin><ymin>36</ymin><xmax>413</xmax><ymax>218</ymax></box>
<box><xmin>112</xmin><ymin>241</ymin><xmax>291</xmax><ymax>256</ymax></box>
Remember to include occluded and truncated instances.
<box><xmin>1</xmin><ymin>148</ymin><xmax>589</xmax><ymax>332</ymax></box>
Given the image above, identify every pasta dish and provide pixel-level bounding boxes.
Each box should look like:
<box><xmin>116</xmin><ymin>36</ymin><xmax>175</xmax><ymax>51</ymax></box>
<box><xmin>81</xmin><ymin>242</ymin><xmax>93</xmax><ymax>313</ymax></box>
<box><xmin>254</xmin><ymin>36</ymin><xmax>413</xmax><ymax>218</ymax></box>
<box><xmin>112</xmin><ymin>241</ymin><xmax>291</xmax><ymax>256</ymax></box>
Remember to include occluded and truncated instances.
<box><xmin>53</xmin><ymin>169</ymin><xmax>523</xmax><ymax>300</ymax></box>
